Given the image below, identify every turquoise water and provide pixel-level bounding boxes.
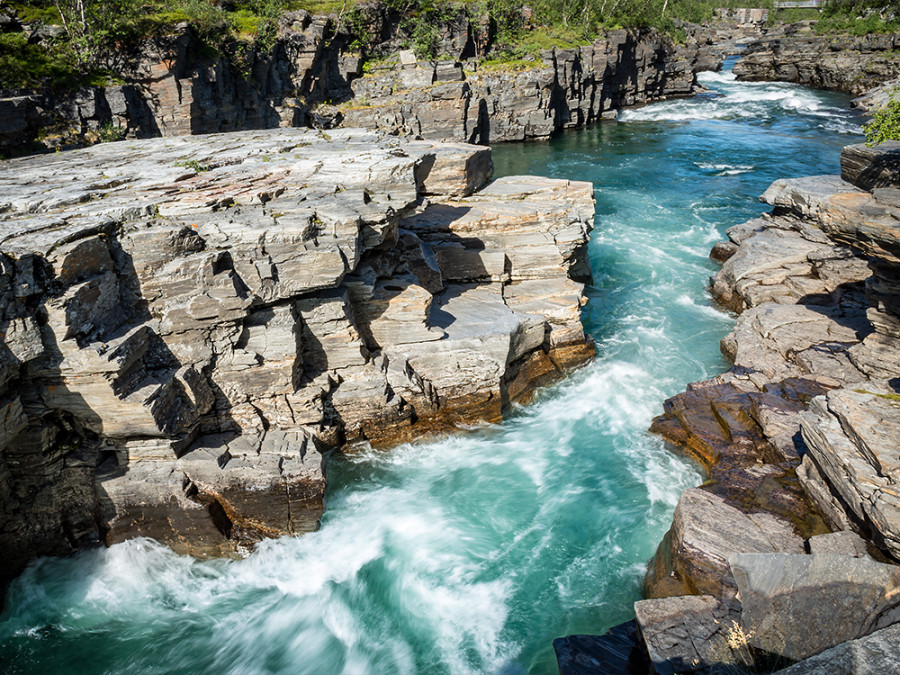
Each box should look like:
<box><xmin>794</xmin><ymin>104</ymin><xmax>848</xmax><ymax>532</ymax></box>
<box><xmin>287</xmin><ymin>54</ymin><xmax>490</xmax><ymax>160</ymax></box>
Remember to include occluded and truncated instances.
<box><xmin>0</xmin><ymin>65</ymin><xmax>863</xmax><ymax>674</ymax></box>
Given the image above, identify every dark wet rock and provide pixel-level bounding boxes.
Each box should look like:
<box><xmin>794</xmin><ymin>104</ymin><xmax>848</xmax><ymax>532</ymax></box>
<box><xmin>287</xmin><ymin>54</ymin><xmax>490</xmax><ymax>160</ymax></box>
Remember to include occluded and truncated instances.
<box><xmin>554</xmin><ymin>621</ymin><xmax>651</xmax><ymax>675</ymax></box>
<box><xmin>731</xmin><ymin>552</ymin><xmax>900</xmax><ymax>660</ymax></box>
<box><xmin>709</xmin><ymin>241</ymin><xmax>737</xmax><ymax>263</ymax></box>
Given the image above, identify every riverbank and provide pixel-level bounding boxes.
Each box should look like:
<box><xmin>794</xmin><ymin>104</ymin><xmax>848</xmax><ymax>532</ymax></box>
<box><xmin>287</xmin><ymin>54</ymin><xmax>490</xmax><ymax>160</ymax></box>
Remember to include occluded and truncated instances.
<box><xmin>0</xmin><ymin>128</ymin><xmax>597</xmax><ymax>600</ymax></box>
<box><xmin>625</xmin><ymin>143</ymin><xmax>900</xmax><ymax>672</ymax></box>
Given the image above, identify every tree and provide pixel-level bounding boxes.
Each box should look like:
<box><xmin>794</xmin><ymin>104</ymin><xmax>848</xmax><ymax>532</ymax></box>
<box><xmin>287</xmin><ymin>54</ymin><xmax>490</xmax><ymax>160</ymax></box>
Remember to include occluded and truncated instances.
<box><xmin>52</xmin><ymin>0</ymin><xmax>138</xmax><ymax>71</ymax></box>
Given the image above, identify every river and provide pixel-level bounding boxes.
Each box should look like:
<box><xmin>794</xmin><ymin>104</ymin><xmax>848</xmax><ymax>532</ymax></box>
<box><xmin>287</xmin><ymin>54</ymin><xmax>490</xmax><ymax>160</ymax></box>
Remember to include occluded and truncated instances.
<box><xmin>0</xmin><ymin>61</ymin><xmax>864</xmax><ymax>675</ymax></box>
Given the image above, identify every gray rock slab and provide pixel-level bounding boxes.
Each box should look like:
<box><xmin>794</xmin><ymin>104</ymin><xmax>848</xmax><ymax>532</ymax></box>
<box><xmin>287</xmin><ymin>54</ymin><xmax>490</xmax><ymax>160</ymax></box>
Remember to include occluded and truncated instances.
<box><xmin>634</xmin><ymin>595</ymin><xmax>741</xmax><ymax>675</ymax></box>
<box><xmin>730</xmin><ymin>552</ymin><xmax>900</xmax><ymax>661</ymax></box>
<box><xmin>772</xmin><ymin>622</ymin><xmax>900</xmax><ymax>675</ymax></box>
<box><xmin>807</xmin><ymin>530</ymin><xmax>869</xmax><ymax>557</ymax></box>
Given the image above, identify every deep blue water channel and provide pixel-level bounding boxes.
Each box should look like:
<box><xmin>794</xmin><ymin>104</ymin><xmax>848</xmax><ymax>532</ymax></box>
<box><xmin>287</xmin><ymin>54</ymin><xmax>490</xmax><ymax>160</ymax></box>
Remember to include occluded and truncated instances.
<box><xmin>0</xmin><ymin>63</ymin><xmax>863</xmax><ymax>674</ymax></box>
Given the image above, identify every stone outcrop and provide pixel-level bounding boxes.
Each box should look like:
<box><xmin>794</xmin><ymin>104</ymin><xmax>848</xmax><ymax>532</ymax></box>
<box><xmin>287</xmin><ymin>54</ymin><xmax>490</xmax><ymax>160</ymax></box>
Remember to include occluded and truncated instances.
<box><xmin>853</xmin><ymin>77</ymin><xmax>900</xmax><ymax>113</ymax></box>
<box><xmin>0</xmin><ymin>127</ymin><xmax>595</xmax><ymax>595</ymax></box>
<box><xmin>340</xmin><ymin>29</ymin><xmax>698</xmax><ymax>144</ymax></box>
<box><xmin>1</xmin><ymin>4</ymin><xmax>702</xmax><ymax>155</ymax></box>
<box><xmin>638</xmin><ymin>141</ymin><xmax>900</xmax><ymax>673</ymax></box>
<box><xmin>733</xmin><ymin>30</ymin><xmax>900</xmax><ymax>95</ymax></box>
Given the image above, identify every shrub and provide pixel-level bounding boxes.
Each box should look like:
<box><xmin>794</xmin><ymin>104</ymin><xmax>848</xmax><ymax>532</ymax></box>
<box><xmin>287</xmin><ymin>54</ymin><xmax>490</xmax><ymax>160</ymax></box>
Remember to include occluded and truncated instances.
<box><xmin>864</xmin><ymin>88</ymin><xmax>900</xmax><ymax>145</ymax></box>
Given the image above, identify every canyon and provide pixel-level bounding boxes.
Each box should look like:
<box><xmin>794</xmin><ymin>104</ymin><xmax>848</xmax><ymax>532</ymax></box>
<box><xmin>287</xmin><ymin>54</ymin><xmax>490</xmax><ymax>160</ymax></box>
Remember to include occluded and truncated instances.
<box><xmin>3</xmin><ymin>4</ymin><xmax>900</xmax><ymax>674</ymax></box>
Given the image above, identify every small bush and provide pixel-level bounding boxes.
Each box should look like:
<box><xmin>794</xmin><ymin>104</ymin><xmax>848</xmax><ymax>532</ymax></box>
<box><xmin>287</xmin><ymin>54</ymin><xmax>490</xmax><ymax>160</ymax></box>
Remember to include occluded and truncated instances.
<box><xmin>97</xmin><ymin>121</ymin><xmax>126</xmax><ymax>142</ymax></box>
<box><xmin>864</xmin><ymin>88</ymin><xmax>900</xmax><ymax>145</ymax></box>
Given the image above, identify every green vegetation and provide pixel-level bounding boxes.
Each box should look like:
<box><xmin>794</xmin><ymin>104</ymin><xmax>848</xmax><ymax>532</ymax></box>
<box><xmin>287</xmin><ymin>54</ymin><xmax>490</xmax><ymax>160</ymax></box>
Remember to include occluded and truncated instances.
<box><xmin>97</xmin><ymin>120</ymin><xmax>126</xmax><ymax>142</ymax></box>
<box><xmin>816</xmin><ymin>0</ymin><xmax>900</xmax><ymax>35</ymax></box>
<box><xmin>3</xmin><ymin>0</ymin><xmax>895</xmax><ymax>93</ymax></box>
<box><xmin>0</xmin><ymin>31</ymin><xmax>75</xmax><ymax>88</ymax></box>
<box><xmin>173</xmin><ymin>159</ymin><xmax>211</xmax><ymax>171</ymax></box>
<box><xmin>863</xmin><ymin>88</ymin><xmax>900</xmax><ymax>146</ymax></box>
<box><xmin>1</xmin><ymin>0</ymin><xmax>288</xmax><ymax>90</ymax></box>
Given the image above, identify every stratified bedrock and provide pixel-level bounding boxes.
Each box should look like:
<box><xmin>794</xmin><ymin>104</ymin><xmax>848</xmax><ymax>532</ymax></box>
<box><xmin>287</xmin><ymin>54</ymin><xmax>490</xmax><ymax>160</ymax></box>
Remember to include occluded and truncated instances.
<box><xmin>0</xmin><ymin>128</ymin><xmax>595</xmax><ymax>590</ymax></box>
<box><xmin>634</xmin><ymin>141</ymin><xmax>900</xmax><ymax>674</ymax></box>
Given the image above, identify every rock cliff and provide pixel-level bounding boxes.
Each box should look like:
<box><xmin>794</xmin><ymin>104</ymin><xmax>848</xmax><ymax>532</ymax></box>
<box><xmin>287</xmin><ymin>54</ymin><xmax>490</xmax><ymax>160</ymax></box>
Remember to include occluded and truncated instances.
<box><xmin>0</xmin><ymin>5</ymin><xmax>700</xmax><ymax>154</ymax></box>
<box><xmin>0</xmin><ymin>127</ymin><xmax>595</xmax><ymax>596</ymax></box>
<box><xmin>338</xmin><ymin>29</ymin><xmax>697</xmax><ymax>143</ymax></box>
<box><xmin>629</xmin><ymin>141</ymin><xmax>900</xmax><ymax>673</ymax></box>
<box><xmin>733</xmin><ymin>28</ymin><xmax>900</xmax><ymax>95</ymax></box>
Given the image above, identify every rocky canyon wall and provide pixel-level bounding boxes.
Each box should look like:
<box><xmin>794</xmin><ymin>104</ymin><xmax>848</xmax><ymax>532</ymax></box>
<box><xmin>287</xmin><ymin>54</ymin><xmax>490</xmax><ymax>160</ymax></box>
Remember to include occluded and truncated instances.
<box><xmin>337</xmin><ymin>28</ymin><xmax>697</xmax><ymax>144</ymax></box>
<box><xmin>733</xmin><ymin>28</ymin><xmax>900</xmax><ymax>95</ymax></box>
<box><xmin>0</xmin><ymin>5</ymin><xmax>701</xmax><ymax>154</ymax></box>
<box><xmin>0</xmin><ymin>128</ymin><xmax>595</xmax><ymax>597</ymax></box>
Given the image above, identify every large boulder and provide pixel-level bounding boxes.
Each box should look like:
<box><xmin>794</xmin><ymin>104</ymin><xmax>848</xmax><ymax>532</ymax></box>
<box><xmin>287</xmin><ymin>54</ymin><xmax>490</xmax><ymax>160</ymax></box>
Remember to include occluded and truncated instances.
<box><xmin>730</xmin><ymin>552</ymin><xmax>900</xmax><ymax>661</ymax></box>
<box><xmin>645</xmin><ymin>488</ymin><xmax>804</xmax><ymax>600</ymax></box>
<box><xmin>841</xmin><ymin>141</ymin><xmax>900</xmax><ymax>191</ymax></box>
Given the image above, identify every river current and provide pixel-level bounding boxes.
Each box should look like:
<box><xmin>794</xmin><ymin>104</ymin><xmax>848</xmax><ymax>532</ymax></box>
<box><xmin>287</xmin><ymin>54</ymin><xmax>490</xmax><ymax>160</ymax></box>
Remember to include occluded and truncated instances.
<box><xmin>0</xmin><ymin>63</ymin><xmax>863</xmax><ymax>674</ymax></box>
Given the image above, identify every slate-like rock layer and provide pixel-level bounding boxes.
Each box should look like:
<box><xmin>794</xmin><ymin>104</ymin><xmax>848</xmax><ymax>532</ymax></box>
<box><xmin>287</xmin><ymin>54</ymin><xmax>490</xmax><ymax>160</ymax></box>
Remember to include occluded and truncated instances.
<box><xmin>0</xmin><ymin>127</ymin><xmax>595</xmax><ymax>593</ymax></box>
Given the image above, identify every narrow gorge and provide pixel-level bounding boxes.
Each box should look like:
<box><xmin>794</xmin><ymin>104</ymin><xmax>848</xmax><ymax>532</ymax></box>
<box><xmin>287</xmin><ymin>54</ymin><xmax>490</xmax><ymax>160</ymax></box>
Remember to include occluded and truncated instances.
<box><xmin>2</xmin><ymin>3</ymin><xmax>900</xmax><ymax>674</ymax></box>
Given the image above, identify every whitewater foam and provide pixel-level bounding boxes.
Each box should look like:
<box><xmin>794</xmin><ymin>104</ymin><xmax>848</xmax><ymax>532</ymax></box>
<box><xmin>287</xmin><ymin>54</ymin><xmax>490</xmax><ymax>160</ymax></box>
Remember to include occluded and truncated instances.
<box><xmin>0</xmin><ymin>57</ymin><xmax>866</xmax><ymax>675</ymax></box>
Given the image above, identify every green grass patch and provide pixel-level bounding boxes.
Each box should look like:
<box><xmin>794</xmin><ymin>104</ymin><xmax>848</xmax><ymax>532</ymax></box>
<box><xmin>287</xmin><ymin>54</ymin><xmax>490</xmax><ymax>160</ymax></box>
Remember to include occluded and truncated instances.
<box><xmin>855</xmin><ymin>388</ymin><xmax>900</xmax><ymax>402</ymax></box>
<box><xmin>815</xmin><ymin>13</ymin><xmax>900</xmax><ymax>35</ymax></box>
<box><xmin>477</xmin><ymin>57</ymin><xmax>544</xmax><ymax>72</ymax></box>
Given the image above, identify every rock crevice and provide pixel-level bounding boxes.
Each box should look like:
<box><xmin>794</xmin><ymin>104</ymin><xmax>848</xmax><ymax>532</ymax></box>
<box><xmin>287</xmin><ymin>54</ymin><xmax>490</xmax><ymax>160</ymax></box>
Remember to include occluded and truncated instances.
<box><xmin>0</xmin><ymin>128</ymin><xmax>595</xmax><ymax>595</ymax></box>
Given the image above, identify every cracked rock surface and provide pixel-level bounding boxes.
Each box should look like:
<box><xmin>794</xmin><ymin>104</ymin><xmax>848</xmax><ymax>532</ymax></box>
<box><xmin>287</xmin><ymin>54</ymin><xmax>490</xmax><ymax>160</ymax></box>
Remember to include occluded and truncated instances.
<box><xmin>0</xmin><ymin>127</ymin><xmax>595</xmax><ymax>591</ymax></box>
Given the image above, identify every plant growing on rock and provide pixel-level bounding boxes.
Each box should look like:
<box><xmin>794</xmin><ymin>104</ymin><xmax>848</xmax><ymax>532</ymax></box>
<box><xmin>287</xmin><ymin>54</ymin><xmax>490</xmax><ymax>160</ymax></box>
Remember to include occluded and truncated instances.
<box><xmin>52</xmin><ymin>0</ymin><xmax>139</xmax><ymax>71</ymax></box>
<box><xmin>864</xmin><ymin>87</ymin><xmax>900</xmax><ymax>145</ymax></box>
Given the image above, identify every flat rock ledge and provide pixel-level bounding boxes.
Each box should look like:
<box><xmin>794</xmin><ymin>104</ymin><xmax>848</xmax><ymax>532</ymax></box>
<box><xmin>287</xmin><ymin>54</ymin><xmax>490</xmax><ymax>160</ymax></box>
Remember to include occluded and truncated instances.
<box><xmin>584</xmin><ymin>141</ymin><xmax>900</xmax><ymax>675</ymax></box>
<box><xmin>0</xmin><ymin>127</ymin><xmax>595</xmax><ymax>592</ymax></box>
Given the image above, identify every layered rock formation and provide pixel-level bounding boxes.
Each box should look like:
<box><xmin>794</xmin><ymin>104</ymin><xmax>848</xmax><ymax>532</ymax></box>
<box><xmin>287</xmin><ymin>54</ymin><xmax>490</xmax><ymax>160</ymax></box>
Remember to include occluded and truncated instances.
<box><xmin>733</xmin><ymin>29</ymin><xmax>900</xmax><ymax>95</ymax></box>
<box><xmin>0</xmin><ymin>3</ymin><xmax>702</xmax><ymax>154</ymax></box>
<box><xmin>338</xmin><ymin>29</ymin><xmax>697</xmax><ymax>143</ymax></box>
<box><xmin>631</xmin><ymin>142</ymin><xmax>900</xmax><ymax>672</ymax></box>
<box><xmin>0</xmin><ymin>127</ymin><xmax>595</xmax><ymax>595</ymax></box>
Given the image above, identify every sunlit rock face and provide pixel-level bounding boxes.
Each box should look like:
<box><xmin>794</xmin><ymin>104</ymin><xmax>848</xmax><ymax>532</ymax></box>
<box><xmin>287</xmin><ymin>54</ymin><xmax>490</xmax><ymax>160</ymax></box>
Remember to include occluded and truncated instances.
<box><xmin>0</xmin><ymin>127</ymin><xmax>594</xmax><ymax>588</ymax></box>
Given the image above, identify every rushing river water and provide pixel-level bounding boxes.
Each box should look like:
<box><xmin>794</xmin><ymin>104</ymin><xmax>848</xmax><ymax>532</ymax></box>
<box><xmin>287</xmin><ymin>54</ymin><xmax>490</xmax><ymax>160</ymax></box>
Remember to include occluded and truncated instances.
<box><xmin>0</xmin><ymin>63</ymin><xmax>864</xmax><ymax>675</ymax></box>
